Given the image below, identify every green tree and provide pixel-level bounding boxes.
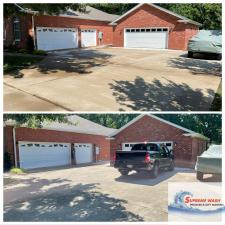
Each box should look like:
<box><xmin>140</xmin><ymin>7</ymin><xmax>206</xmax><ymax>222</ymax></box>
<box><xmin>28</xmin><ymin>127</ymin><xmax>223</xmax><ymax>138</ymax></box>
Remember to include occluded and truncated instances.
<box><xmin>4</xmin><ymin>3</ymin><xmax>85</xmax><ymax>18</ymax></box>
<box><xmin>158</xmin><ymin>3</ymin><xmax>222</xmax><ymax>29</ymax></box>
<box><xmin>3</xmin><ymin>114</ymin><xmax>69</xmax><ymax>128</ymax></box>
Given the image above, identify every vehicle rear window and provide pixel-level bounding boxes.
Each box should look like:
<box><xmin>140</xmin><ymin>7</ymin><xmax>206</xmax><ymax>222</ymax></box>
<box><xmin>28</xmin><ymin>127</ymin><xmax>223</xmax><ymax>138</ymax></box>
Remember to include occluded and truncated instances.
<box><xmin>131</xmin><ymin>143</ymin><xmax>157</xmax><ymax>151</ymax></box>
<box><xmin>131</xmin><ymin>144</ymin><xmax>147</xmax><ymax>150</ymax></box>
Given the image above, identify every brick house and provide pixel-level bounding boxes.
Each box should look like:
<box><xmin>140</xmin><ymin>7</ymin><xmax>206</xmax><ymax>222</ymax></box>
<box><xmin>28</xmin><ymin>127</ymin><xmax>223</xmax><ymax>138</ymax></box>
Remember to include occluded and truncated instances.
<box><xmin>4</xmin><ymin>114</ymin><xmax>209</xmax><ymax>170</ymax></box>
<box><xmin>4</xmin><ymin>4</ymin><xmax>200</xmax><ymax>51</ymax></box>
<box><xmin>4</xmin><ymin>115</ymin><xmax>116</xmax><ymax>169</ymax></box>
<box><xmin>108</xmin><ymin>115</ymin><xmax>209</xmax><ymax>168</ymax></box>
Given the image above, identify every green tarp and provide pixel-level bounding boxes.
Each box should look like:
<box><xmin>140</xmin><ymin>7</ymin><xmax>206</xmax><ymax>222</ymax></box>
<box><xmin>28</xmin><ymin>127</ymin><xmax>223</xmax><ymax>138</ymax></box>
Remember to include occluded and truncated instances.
<box><xmin>188</xmin><ymin>30</ymin><xmax>222</xmax><ymax>54</ymax></box>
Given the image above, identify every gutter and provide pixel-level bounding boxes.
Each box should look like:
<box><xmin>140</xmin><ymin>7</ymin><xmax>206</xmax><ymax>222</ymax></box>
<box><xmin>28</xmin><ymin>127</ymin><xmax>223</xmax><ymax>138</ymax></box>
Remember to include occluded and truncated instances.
<box><xmin>12</xmin><ymin>127</ymin><xmax>18</xmax><ymax>167</ymax></box>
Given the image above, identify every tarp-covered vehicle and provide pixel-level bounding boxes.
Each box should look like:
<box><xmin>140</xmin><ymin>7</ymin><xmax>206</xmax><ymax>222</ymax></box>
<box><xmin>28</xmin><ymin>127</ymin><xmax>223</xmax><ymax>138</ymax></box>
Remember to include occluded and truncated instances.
<box><xmin>188</xmin><ymin>30</ymin><xmax>222</xmax><ymax>60</ymax></box>
<box><xmin>195</xmin><ymin>145</ymin><xmax>222</xmax><ymax>181</ymax></box>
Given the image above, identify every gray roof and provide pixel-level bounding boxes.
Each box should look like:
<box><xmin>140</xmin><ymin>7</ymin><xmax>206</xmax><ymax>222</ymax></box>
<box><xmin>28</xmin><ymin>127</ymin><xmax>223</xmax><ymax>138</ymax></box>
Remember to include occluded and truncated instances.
<box><xmin>42</xmin><ymin>115</ymin><xmax>117</xmax><ymax>136</ymax></box>
<box><xmin>60</xmin><ymin>6</ymin><xmax>120</xmax><ymax>22</ymax></box>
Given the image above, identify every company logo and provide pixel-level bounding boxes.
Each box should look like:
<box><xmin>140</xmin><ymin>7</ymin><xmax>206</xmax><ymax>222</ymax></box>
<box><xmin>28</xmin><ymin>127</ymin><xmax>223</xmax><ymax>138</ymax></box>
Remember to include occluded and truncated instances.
<box><xmin>169</xmin><ymin>190</ymin><xmax>225</xmax><ymax>214</ymax></box>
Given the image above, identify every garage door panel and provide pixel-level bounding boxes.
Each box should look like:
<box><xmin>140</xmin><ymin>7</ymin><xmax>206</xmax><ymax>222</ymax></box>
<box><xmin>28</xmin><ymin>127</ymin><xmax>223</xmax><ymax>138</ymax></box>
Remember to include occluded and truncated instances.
<box><xmin>81</xmin><ymin>30</ymin><xmax>97</xmax><ymax>47</ymax></box>
<box><xmin>36</xmin><ymin>27</ymin><xmax>78</xmax><ymax>51</ymax></box>
<box><xmin>19</xmin><ymin>142</ymin><xmax>71</xmax><ymax>169</ymax></box>
<box><xmin>75</xmin><ymin>143</ymin><xmax>93</xmax><ymax>164</ymax></box>
<box><xmin>125</xmin><ymin>28</ymin><xmax>168</xmax><ymax>49</ymax></box>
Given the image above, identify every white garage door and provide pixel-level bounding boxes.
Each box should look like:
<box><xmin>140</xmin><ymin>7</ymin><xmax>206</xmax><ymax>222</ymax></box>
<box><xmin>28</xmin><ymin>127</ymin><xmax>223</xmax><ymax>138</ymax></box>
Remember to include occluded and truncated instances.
<box><xmin>81</xmin><ymin>29</ymin><xmax>97</xmax><ymax>47</ymax></box>
<box><xmin>19</xmin><ymin>142</ymin><xmax>71</xmax><ymax>169</ymax></box>
<box><xmin>75</xmin><ymin>143</ymin><xmax>93</xmax><ymax>164</ymax></box>
<box><xmin>122</xmin><ymin>141</ymin><xmax>173</xmax><ymax>151</ymax></box>
<box><xmin>124</xmin><ymin>27</ymin><xmax>168</xmax><ymax>49</ymax></box>
<box><xmin>36</xmin><ymin>27</ymin><xmax>78</xmax><ymax>51</ymax></box>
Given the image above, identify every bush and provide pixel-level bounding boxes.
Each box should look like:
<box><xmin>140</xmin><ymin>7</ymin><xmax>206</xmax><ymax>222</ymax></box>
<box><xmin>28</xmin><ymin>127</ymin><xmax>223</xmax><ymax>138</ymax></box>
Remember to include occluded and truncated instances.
<box><xmin>4</xmin><ymin>152</ymin><xmax>12</xmax><ymax>171</ymax></box>
<box><xmin>26</xmin><ymin>35</ymin><xmax>34</xmax><ymax>53</ymax></box>
<box><xmin>32</xmin><ymin>50</ymin><xmax>47</xmax><ymax>56</ymax></box>
<box><xmin>18</xmin><ymin>48</ymin><xmax>28</xmax><ymax>54</ymax></box>
<box><xmin>10</xmin><ymin>167</ymin><xmax>26</xmax><ymax>174</ymax></box>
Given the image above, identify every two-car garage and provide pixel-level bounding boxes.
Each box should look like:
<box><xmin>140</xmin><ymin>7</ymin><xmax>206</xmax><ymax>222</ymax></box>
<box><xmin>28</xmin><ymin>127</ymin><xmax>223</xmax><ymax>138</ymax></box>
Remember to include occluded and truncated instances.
<box><xmin>36</xmin><ymin>27</ymin><xmax>97</xmax><ymax>51</ymax></box>
<box><xmin>18</xmin><ymin>141</ymin><xmax>94</xmax><ymax>169</ymax></box>
<box><xmin>124</xmin><ymin>27</ymin><xmax>169</xmax><ymax>49</ymax></box>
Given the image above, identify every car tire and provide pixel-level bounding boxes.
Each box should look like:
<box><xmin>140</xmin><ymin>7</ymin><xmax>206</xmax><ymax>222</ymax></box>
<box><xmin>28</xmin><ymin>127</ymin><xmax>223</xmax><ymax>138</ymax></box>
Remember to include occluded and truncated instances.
<box><xmin>196</xmin><ymin>171</ymin><xmax>204</xmax><ymax>181</ymax></box>
<box><xmin>216</xmin><ymin>54</ymin><xmax>222</xmax><ymax>60</ymax></box>
<box><xmin>151</xmin><ymin>163</ymin><xmax>159</xmax><ymax>178</ymax></box>
<box><xmin>168</xmin><ymin>161</ymin><xmax>175</xmax><ymax>171</ymax></box>
<box><xmin>119</xmin><ymin>169</ymin><xmax>129</xmax><ymax>176</ymax></box>
<box><xmin>188</xmin><ymin>51</ymin><xmax>193</xmax><ymax>58</ymax></box>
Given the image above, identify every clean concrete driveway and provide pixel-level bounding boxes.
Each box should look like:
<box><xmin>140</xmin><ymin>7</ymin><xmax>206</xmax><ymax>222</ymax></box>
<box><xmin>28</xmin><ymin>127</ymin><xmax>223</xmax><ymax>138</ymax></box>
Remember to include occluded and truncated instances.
<box><xmin>4</xmin><ymin>164</ymin><xmax>208</xmax><ymax>222</ymax></box>
<box><xmin>4</xmin><ymin>47</ymin><xmax>221</xmax><ymax>111</ymax></box>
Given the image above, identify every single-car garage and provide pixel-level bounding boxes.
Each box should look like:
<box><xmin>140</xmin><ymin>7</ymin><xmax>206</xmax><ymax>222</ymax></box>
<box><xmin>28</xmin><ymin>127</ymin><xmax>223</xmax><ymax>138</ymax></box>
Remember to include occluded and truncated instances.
<box><xmin>36</xmin><ymin>27</ymin><xmax>78</xmax><ymax>51</ymax></box>
<box><xmin>81</xmin><ymin>29</ymin><xmax>97</xmax><ymax>47</ymax></box>
<box><xmin>18</xmin><ymin>141</ymin><xmax>71</xmax><ymax>169</ymax></box>
<box><xmin>124</xmin><ymin>27</ymin><xmax>168</xmax><ymax>49</ymax></box>
<box><xmin>75</xmin><ymin>143</ymin><xmax>93</xmax><ymax>164</ymax></box>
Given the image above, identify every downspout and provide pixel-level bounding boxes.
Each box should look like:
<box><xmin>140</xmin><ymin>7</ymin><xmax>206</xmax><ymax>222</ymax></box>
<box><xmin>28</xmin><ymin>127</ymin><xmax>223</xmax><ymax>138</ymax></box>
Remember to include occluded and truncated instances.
<box><xmin>12</xmin><ymin>127</ymin><xmax>18</xmax><ymax>167</ymax></box>
<box><xmin>31</xmin><ymin>15</ymin><xmax>37</xmax><ymax>50</ymax></box>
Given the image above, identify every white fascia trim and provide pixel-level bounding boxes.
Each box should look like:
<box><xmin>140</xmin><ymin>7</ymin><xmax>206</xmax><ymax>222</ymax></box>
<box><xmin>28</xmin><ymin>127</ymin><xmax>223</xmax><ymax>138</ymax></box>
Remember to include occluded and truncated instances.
<box><xmin>109</xmin><ymin>114</ymin><xmax>197</xmax><ymax>137</ymax></box>
<box><xmin>110</xmin><ymin>3</ymin><xmax>144</xmax><ymax>25</ymax></box>
<box><xmin>110</xmin><ymin>3</ymin><xmax>201</xmax><ymax>26</ymax></box>
<box><xmin>183</xmin><ymin>133</ymin><xmax>210</xmax><ymax>141</ymax></box>
<box><xmin>109</xmin><ymin>114</ymin><xmax>145</xmax><ymax>137</ymax></box>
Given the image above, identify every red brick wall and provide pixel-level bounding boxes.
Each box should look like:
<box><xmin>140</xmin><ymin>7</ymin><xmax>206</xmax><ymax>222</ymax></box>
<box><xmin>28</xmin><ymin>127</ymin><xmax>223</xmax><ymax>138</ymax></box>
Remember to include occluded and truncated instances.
<box><xmin>110</xmin><ymin>115</ymin><xmax>206</xmax><ymax>167</ymax></box>
<box><xmin>112</xmin><ymin>4</ymin><xmax>199</xmax><ymax>50</ymax></box>
<box><xmin>4</xmin><ymin>126</ymin><xmax>14</xmax><ymax>164</ymax></box>
<box><xmin>4</xmin><ymin>15</ymin><xmax>113</xmax><ymax>49</ymax></box>
<box><xmin>4</xmin><ymin>15</ymin><xmax>32</xmax><ymax>48</ymax></box>
<box><xmin>34</xmin><ymin>15</ymin><xmax>114</xmax><ymax>47</ymax></box>
<box><xmin>4</xmin><ymin>126</ymin><xmax>111</xmax><ymax>167</ymax></box>
<box><xmin>185</xmin><ymin>24</ymin><xmax>199</xmax><ymax>49</ymax></box>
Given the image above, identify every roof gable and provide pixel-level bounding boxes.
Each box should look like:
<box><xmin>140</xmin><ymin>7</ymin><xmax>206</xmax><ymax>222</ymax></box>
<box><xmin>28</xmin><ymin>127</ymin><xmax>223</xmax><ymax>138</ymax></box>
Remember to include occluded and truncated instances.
<box><xmin>109</xmin><ymin>114</ymin><xmax>208</xmax><ymax>140</ymax></box>
<box><xmin>110</xmin><ymin>3</ymin><xmax>201</xmax><ymax>26</ymax></box>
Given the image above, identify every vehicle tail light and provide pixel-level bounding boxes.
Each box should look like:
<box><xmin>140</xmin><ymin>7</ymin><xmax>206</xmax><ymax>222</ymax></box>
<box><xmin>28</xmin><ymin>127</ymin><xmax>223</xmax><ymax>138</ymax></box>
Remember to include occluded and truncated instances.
<box><xmin>145</xmin><ymin>153</ymin><xmax>151</xmax><ymax>163</ymax></box>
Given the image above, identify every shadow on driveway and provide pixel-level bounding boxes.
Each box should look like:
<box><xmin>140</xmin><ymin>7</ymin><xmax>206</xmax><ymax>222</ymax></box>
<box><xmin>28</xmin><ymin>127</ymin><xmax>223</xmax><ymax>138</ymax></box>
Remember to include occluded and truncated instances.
<box><xmin>115</xmin><ymin>168</ymin><xmax>196</xmax><ymax>186</ymax></box>
<box><xmin>33</xmin><ymin>49</ymin><xmax>113</xmax><ymax>75</ymax></box>
<box><xmin>109</xmin><ymin>77</ymin><xmax>215</xmax><ymax>111</ymax></box>
<box><xmin>168</xmin><ymin>56</ymin><xmax>221</xmax><ymax>76</ymax></box>
<box><xmin>4</xmin><ymin>183</ymin><xmax>143</xmax><ymax>222</ymax></box>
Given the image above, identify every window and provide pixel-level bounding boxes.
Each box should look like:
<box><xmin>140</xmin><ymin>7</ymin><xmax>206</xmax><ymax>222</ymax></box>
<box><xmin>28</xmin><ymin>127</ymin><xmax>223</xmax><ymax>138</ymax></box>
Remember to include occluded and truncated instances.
<box><xmin>135</xmin><ymin>29</ymin><xmax>140</xmax><ymax>32</ymax></box>
<box><xmin>13</xmin><ymin>17</ymin><xmax>20</xmax><ymax>41</ymax></box>
<box><xmin>126</xmin><ymin>29</ymin><xmax>131</xmax><ymax>32</ymax></box>
<box><xmin>141</xmin><ymin>29</ymin><xmax>145</xmax><ymax>32</ymax></box>
<box><xmin>131</xmin><ymin>29</ymin><xmax>135</xmax><ymax>32</ymax></box>
<box><xmin>125</xmin><ymin>144</ymin><xmax>129</xmax><ymax>147</ymax></box>
<box><xmin>166</xmin><ymin>143</ymin><xmax>172</xmax><ymax>147</ymax></box>
<box><xmin>157</xmin><ymin>28</ymin><xmax>162</xmax><ymax>32</ymax></box>
<box><xmin>146</xmin><ymin>29</ymin><xmax>150</xmax><ymax>32</ymax></box>
<box><xmin>163</xmin><ymin>28</ymin><xmax>168</xmax><ymax>32</ymax></box>
<box><xmin>151</xmin><ymin>28</ymin><xmax>156</xmax><ymax>32</ymax></box>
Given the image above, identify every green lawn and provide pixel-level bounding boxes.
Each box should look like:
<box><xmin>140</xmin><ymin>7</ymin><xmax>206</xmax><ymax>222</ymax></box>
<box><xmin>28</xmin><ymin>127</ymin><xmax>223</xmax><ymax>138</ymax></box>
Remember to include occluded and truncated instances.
<box><xmin>210</xmin><ymin>80</ymin><xmax>222</xmax><ymax>111</ymax></box>
<box><xmin>4</xmin><ymin>55</ymin><xmax>43</xmax><ymax>73</ymax></box>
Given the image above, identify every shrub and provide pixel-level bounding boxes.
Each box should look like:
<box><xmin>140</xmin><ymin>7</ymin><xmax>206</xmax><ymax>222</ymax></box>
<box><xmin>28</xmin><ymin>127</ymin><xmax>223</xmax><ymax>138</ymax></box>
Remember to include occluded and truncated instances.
<box><xmin>18</xmin><ymin>48</ymin><xmax>28</xmax><ymax>54</ymax></box>
<box><xmin>4</xmin><ymin>152</ymin><xmax>12</xmax><ymax>171</ymax></box>
<box><xmin>10</xmin><ymin>167</ymin><xmax>26</xmax><ymax>174</ymax></box>
<box><xmin>32</xmin><ymin>50</ymin><xmax>47</xmax><ymax>56</ymax></box>
<box><xmin>26</xmin><ymin>35</ymin><xmax>34</xmax><ymax>53</ymax></box>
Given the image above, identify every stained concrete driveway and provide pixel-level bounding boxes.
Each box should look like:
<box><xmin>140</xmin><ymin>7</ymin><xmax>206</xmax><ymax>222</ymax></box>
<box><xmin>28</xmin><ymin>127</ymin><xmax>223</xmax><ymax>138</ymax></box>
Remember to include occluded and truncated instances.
<box><xmin>4</xmin><ymin>47</ymin><xmax>221</xmax><ymax>111</ymax></box>
<box><xmin>4</xmin><ymin>164</ymin><xmax>207</xmax><ymax>222</ymax></box>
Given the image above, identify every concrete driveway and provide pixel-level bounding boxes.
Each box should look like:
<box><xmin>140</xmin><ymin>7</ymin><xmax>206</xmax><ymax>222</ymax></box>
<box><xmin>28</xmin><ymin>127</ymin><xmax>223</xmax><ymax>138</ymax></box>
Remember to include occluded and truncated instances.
<box><xmin>4</xmin><ymin>163</ymin><xmax>215</xmax><ymax>222</ymax></box>
<box><xmin>4</xmin><ymin>47</ymin><xmax>221</xmax><ymax>111</ymax></box>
